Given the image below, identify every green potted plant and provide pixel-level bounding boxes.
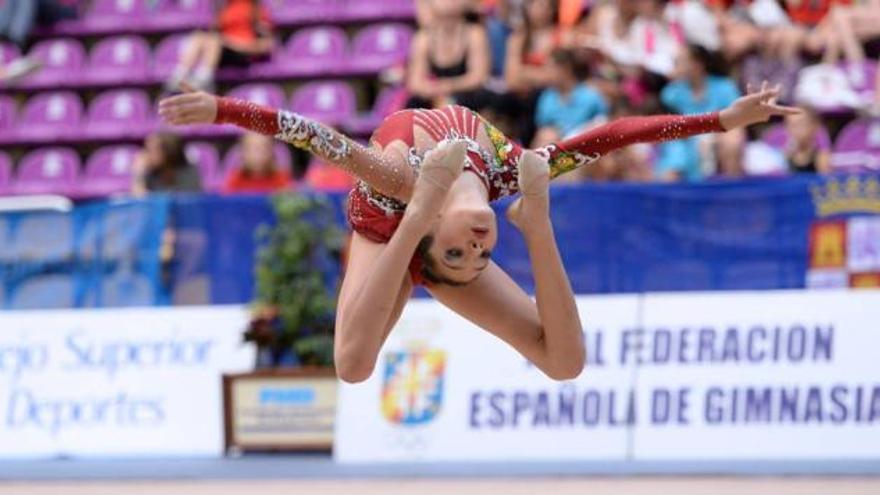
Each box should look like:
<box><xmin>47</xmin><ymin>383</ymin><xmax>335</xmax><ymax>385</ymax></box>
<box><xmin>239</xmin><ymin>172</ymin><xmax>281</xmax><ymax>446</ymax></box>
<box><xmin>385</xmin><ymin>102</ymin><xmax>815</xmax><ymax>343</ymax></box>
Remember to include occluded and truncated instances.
<box><xmin>244</xmin><ymin>192</ymin><xmax>345</xmax><ymax>368</ymax></box>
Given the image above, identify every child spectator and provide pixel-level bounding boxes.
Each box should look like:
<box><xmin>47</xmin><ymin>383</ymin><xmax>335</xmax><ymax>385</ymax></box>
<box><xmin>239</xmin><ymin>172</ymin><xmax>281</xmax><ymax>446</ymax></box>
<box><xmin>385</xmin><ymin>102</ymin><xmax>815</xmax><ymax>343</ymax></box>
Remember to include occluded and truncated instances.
<box><xmin>223</xmin><ymin>133</ymin><xmax>292</xmax><ymax>194</ymax></box>
<box><xmin>533</xmin><ymin>48</ymin><xmax>608</xmax><ymax>146</ymax></box>
<box><xmin>661</xmin><ymin>43</ymin><xmax>744</xmax><ymax>177</ymax></box>
<box><xmin>167</xmin><ymin>0</ymin><xmax>275</xmax><ymax>92</ymax></box>
<box><xmin>132</xmin><ymin>132</ymin><xmax>202</xmax><ymax>195</ymax></box>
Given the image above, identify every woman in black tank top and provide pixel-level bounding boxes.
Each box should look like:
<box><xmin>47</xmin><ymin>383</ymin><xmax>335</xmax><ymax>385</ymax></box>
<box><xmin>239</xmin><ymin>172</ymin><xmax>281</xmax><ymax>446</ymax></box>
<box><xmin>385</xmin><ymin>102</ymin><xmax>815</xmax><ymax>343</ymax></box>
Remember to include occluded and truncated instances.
<box><xmin>406</xmin><ymin>0</ymin><xmax>492</xmax><ymax>111</ymax></box>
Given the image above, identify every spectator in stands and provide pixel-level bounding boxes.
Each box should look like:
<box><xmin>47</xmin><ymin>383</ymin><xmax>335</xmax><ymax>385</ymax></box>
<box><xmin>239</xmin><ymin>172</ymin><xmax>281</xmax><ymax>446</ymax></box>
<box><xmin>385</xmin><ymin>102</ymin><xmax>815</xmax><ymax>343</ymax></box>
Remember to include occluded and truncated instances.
<box><xmin>532</xmin><ymin>48</ymin><xmax>608</xmax><ymax>147</ymax></box>
<box><xmin>0</xmin><ymin>0</ymin><xmax>79</xmax><ymax>83</ymax></box>
<box><xmin>166</xmin><ymin>0</ymin><xmax>274</xmax><ymax>92</ymax></box>
<box><xmin>504</xmin><ymin>0</ymin><xmax>561</xmax><ymax>93</ymax></box>
<box><xmin>661</xmin><ymin>43</ymin><xmax>744</xmax><ymax>177</ymax></box>
<box><xmin>223</xmin><ymin>133</ymin><xmax>292</xmax><ymax>194</ymax></box>
<box><xmin>783</xmin><ymin>109</ymin><xmax>831</xmax><ymax>174</ymax></box>
<box><xmin>406</xmin><ymin>0</ymin><xmax>491</xmax><ymax>110</ymax></box>
<box><xmin>132</xmin><ymin>132</ymin><xmax>202</xmax><ymax>195</ymax></box>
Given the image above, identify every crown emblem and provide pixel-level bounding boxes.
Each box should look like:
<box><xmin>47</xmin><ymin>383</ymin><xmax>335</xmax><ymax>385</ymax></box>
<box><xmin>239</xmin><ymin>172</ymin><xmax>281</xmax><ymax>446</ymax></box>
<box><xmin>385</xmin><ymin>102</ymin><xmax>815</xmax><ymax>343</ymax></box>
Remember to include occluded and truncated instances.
<box><xmin>810</xmin><ymin>176</ymin><xmax>880</xmax><ymax>217</ymax></box>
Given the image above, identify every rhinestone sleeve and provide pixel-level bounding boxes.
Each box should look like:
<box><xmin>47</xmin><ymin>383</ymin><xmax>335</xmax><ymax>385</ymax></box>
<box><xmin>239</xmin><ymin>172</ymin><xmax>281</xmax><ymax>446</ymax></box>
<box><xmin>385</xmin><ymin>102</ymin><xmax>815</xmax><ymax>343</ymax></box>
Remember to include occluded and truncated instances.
<box><xmin>540</xmin><ymin>112</ymin><xmax>725</xmax><ymax>178</ymax></box>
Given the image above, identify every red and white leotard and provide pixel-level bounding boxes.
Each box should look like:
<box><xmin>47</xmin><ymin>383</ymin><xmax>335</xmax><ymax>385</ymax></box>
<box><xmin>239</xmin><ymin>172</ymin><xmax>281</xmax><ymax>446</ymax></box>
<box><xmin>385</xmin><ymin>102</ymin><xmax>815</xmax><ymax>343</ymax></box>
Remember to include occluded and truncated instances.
<box><xmin>214</xmin><ymin>98</ymin><xmax>725</xmax><ymax>282</ymax></box>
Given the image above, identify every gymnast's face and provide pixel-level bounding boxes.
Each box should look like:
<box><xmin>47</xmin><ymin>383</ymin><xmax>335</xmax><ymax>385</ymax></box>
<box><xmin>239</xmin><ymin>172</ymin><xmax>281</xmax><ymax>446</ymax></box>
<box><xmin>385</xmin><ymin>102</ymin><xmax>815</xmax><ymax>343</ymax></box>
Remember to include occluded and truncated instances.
<box><xmin>427</xmin><ymin>202</ymin><xmax>498</xmax><ymax>285</ymax></box>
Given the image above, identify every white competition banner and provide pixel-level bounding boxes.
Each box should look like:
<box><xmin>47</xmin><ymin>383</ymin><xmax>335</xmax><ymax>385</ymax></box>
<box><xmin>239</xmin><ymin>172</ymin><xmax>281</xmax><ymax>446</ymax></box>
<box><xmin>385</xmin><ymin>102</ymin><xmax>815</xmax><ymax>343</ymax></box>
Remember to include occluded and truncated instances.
<box><xmin>335</xmin><ymin>290</ymin><xmax>880</xmax><ymax>463</ymax></box>
<box><xmin>633</xmin><ymin>290</ymin><xmax>880</xmax><ymax>460</ymax></box>
<box><xmin>0</xmin><ymin>306</ymin><xmax>254</xmax><ymax>458</ymax></box>
<box><xmin>335</xmin><ymin>295</ymin><xmax>640</xmax><ymax>462</ymax></box>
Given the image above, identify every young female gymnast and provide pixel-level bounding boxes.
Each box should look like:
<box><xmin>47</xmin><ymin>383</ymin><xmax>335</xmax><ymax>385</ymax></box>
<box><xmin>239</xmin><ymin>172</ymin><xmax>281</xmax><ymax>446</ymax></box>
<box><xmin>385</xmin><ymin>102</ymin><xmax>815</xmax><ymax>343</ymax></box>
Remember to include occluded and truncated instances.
<box><xmin>159</xmin><ymin>82</ymin><xmax>798</xmax><ymax>383</ymax></box>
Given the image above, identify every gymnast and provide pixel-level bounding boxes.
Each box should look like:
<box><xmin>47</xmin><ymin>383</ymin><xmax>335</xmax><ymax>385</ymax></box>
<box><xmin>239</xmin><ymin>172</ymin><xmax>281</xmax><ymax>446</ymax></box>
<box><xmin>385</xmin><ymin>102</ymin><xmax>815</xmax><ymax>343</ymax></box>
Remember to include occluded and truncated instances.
<box><xmin>159</xmin><ymin>82</ymin><xmax>798</xmax><ymax>383</ymax></box>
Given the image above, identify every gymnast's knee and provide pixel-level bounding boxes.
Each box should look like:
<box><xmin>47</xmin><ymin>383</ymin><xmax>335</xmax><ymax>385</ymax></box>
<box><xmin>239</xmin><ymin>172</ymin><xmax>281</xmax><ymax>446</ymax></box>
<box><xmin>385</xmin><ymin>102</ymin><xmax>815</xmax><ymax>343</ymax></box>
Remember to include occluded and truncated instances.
<box><xmin>334</xmin><ymin>350</ymin><xmax>376</xmax><ymax>384</ymax></box>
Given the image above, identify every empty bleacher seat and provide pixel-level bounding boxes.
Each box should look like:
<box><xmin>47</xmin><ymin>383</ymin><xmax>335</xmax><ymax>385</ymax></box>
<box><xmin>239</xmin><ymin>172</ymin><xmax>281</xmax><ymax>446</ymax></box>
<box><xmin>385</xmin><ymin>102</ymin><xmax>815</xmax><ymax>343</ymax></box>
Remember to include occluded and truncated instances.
<box><xmin>345</xmin><ymin>85</ymin><xmax>406</xmax><ymax>135</ymax></box>
<box><xmin>278</xmin><ymin>26</ymin><xmax>348</xmax><ymax>77</ymax></box>
<box><xmin>13</xmin><ymin>147</ymin><xmax>81</xmax><ymax>196</ymax></box>
<box><xmin>0</xmin><ymin>152</ymin><xmax>11</xmax><ymax>195</ymax></box>
<box><xmin>226</xmin><ymin>83</ymin><xmax>287</xmax><ymax>108</ymax></box>
<box><xmin>147</xmin><ymin>0</ymin><xmax>213</xmax><ymax>31</ymax></box>
<box><xmin>88</xmin><ymin>35</ymin><xmax>152</xmax><ymax>85</ymax></box>
<box><xmin>290</xmin><ymin>81</ymin><xmax>356</xmax><ymax>126</ymax></box>
<box><xmin>0</xmin><ymin>42</ymin><xmax>20</xmax><ymax>66</ymax></box>
<box><xmin>101</xmin><ymin>273</ymin><xmax>156</xmax><ymax>306</ymax></box>
<box><xmin>87</xmin><ymin>89</ymin><xmax>154</xmax><ymax>139</ymax></box>
<box><xmin>0</xmin><ymin>96</ymin><xmax>16</xmax><ymax>144</ymax></box>
<box><xmin>79</xmin><ymin>145</ymin><xmax>139</xmax><ymax>197</ymax></box>
<box><xmin>831</xmin><ymin>118</ymin><xmax>880</xmax><ymax>172</ymax></box>
<box><xmin>86</xmin><ymin>0</ymin><xmax>147</xmax><ymax>32</ymax></box>
<box><xmin>16</xmin><ymin>91</ymin><xmax>84</xmax><ymax>142</ymax></box>
<box><xmin>349</xmin><ymin>23</ymin><xmax>413</xmax><ymax>73</ymax></box>
<box><xmin>9</xmin><ymin>275</ymin><xmax>75</xmax><ymax>310</ymax></box>
<box><xmin>20</xmin><ymin>38</ymin><xmax>87</xmax><ymax>89</ymax></box>
<box><xmin>266</xmin><ymin>0</ymin><xmax>345</xmax><ymax>25</ymax></box>
<box><xmin>153</xmin><ymin>33</ymin><xmax>188</xmax><ymax>80</ymax></box>
<box><xmin>185</xmin><ymin>142</ymin><xmax>221</xmax><ymax>190</ymax></box>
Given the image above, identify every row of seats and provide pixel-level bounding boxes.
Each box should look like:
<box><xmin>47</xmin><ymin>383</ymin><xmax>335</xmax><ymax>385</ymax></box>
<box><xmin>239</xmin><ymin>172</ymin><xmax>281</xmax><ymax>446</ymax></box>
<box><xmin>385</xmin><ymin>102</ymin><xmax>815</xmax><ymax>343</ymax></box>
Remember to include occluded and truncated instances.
<box><xmin>0</xmin><ymin>23</ymin><xmax>413</xmax><ymax>91</ymax></box>
<box><xmin>33</xmin><ymin>0</ymin><xmax>415</xmax><ymax>38</ymax></box>
<box><xmin>0</xmin><ymin>274</ymin><xmax>155</xmax><ymax>309</ymax></box>
<box><xmin>0</xmin><ymin>83</ymin><xmax>406</xmax><ymax>145</ymax></box>
<box><xmin>0</xmin><ymin>140</ymin><xmax>357</xmax><ymax>198</ymax></box>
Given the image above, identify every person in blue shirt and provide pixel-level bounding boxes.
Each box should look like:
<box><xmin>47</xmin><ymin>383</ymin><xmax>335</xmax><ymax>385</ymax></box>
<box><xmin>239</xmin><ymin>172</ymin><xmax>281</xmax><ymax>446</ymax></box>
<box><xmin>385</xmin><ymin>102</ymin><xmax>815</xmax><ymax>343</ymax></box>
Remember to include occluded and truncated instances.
<box><xmin>533</xmin><ymin>49</ymin><xmax>609</xmax><ymax>147</ymax></box>
<box><xmin>660</xmin><ymin>44</ymin><xmax>745</xmax><ymax>179</ymax></box>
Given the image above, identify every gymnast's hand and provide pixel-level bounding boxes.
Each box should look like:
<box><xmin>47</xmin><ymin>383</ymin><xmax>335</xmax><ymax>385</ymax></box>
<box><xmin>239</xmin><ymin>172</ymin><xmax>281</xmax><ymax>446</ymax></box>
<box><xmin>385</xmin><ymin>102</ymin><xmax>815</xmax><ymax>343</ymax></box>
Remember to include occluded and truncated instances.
<box><xmin>405</xmin><ymin>140</ymin><xmax>467</xmax><ymax>226</ymax></box>
<box><xmin>719</xmin><ymin>81</ymin><xmax>801</xmax><ymax>130</ymax></box>
<box><xmin>158</xmin><ymin>82</ymin><xmax>218</xmax><ymax>126</ymax></box>
<box><xmin>507</xmin><ymin>150</ymin><xmax>550</xmax><ymax>233</ymax></box>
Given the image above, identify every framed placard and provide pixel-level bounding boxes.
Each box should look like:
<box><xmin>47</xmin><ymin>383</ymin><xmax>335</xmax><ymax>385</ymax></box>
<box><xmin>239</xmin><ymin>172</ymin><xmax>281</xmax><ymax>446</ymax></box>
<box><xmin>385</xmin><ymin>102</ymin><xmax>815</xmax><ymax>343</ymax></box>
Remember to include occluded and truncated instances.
<box><xmin>223</xmin><ymin>367</ymin><xmax>337</xmax><ymax>453</ymax></box>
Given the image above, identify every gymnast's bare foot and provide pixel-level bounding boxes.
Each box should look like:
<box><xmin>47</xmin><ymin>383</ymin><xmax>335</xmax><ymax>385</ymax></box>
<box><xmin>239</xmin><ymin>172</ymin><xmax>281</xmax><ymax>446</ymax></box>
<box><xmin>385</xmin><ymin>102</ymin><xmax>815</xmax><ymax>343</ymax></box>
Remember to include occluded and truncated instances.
<box><xmin>406</xmin><ymin>139</ymin><xmax>467</xmax><ymax>224</ymax></box>
<box><xmin>507</xmin><ymin>150</ymin><xmax>550</xmax><ymax>232</ymax></box>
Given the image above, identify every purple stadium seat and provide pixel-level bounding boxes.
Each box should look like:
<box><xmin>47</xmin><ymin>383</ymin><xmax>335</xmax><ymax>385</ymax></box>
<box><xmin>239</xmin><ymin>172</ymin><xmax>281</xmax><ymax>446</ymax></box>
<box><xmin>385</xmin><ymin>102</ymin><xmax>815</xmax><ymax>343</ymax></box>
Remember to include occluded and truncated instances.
<box><xmin>290</xmin><ymin>81</ymin><xmax>356</xmax><ymax>126</ymax></box>
<box><xmin>79</xmin><ymin>145</ymin><xmax>139</xmax><ymax>197</ymax></box>
<box><xmin>88</xmin><ymin>36</ymin><xmax>152</xmax><ymax>84</ymax></box>
<box><xmin>276</xmin><ymin>26</ymin><xmax>348</xmax><ymax>76</ymax></box>
<box><xmin>226</xmin><ymin>83</ymin><xmax>286</xmax><ymax>108</ymax></box>
<box><xmin>87</xmin><ymin>90</ymin><xmax>153</xmax><ymax>139</ymax></box>
<box><xmin>841</xmin><ymin>61</ymin><xmax>878</xmax><ymax>103</ymax></box>
<box><xmin>16</xmin><ymin>92</ymin><xmax>84</xmax><ymax>142</ymax></box>
<box><xmin>345</xmin><ymin>85</ymin><xmax>406</xmax><ymax>135</ymax></box>
<box><xmin>0</xmin><ymin>42</ymin><xmax>19</xmax><ymax>65</ymax></box>
<box><xmin>19</xmin><ymin>38</ymin><xmax>87</xmax><ymax>89</ymax></box>
<box><xmin>0</xmin><ymin>96</ymin><xmax>16</xmax><ymax>143</ymax></box>
<box><xmin>147</xmin><ymin>0</ymin><xmax>213</xmax><ymax>31</ymax></box>
<box><xmin>185</xmin><ymin>142</ymin><xmax>221</xmax><ymax>190</ymax></box>
<box><xmin>153</xmin><ymin>34</ymin><xmax>188</xmax><ymax>80</ymax></box>
<box><xmin>13</xmin><ymin>147</ymin><xmax>80</xmax><ymax>196</ymax></box>
<box><xmin>0</xmin><ymin>152</ymin><xmax>11</xmax><ymax>194</ymax></box>
<box><xmin>345</xmin><ymin>0</ymin><xmax>417</xmax><ymax>20</ymax></box>
<box><xmin>831</xmin><ymin>118</ymin><xmax>880</xmax><ymax>172</ymax></box>
<box><xmin>265</xmin><ymin>0</ymin><xmax>344</xmax><ymax>25</ymax></box>
<box><xmin>86</xmin><ymin>0</ymin><xmax>146</xmax><ymax>32</ymax></box>
<box><xmin>349</xmin><ymin>23</ymin><xmax>413</xmax><ymax>73</ymax></box>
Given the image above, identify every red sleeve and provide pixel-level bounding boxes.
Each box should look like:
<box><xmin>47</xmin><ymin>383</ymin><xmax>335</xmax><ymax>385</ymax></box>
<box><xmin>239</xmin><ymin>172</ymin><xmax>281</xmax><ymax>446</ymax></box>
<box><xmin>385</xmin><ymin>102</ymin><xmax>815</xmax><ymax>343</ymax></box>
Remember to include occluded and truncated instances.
<box><xmin>544</xmin><ymin>112</ymin><xmax>725</xmax><ymax>177</ymax></box>
<box><xmin>215</xmin><ymin>96</ymin><xmax>280</xmax><ymax>136</ymax></box>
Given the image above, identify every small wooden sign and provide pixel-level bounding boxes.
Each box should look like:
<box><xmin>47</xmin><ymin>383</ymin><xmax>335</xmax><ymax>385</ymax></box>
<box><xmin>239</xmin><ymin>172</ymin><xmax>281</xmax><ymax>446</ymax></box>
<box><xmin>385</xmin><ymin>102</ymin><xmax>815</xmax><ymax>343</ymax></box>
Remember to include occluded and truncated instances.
<box><xmin>223</xmin><ymin>367</ymin><xmax>337</xmax><ymax>453</ymax></box>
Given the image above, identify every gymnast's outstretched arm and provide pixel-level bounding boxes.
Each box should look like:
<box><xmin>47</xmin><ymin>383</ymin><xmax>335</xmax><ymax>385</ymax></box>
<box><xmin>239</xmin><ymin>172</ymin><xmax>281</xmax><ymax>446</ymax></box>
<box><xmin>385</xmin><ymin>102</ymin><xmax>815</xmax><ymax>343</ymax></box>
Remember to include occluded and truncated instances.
<box><xmin>158</xmin><ymin>89</ymin><xmax>413</xmax><ymax>200</ymax></box>
<box><xmin>536</xmin><ymin>85</ymin><xmax>800</xmax><ymax>178</ymax></box>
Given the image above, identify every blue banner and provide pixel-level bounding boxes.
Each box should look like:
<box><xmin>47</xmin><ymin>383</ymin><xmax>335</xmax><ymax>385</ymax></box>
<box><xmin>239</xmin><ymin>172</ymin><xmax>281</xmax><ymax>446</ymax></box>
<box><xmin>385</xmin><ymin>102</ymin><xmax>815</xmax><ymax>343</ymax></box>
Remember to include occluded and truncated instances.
<box><xmin>0</xmin><ymin>196</ymin><xmax>169</xmax><ymax>309</ymax></box>
<box><xmin>3</xmin><ymin>175</ymin><xmax>879</xmax><ymax>309</ymax></box>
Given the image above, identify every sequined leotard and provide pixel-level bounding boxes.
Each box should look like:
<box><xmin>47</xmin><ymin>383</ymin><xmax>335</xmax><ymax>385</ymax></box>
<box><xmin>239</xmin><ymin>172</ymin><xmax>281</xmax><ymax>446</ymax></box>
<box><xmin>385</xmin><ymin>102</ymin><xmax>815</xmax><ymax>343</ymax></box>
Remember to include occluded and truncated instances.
<box><xmin>214</xmin><ymin>98</ymin><xmax>725</xmax><ymax>282</ymax></box>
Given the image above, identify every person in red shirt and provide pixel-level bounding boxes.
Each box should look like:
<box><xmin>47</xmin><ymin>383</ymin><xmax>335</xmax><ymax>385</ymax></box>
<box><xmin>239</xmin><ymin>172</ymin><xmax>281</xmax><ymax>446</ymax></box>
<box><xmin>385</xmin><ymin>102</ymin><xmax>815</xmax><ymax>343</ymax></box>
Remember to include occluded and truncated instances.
<box><xmin>223</xmin><ymin>132</ymin><xmax>292</xmax><ymax>194</ymax></box>
<box><xmin>159</xmin><ymin>83</ymin><xmax>797</xmax><ymax>383</ymax></box>
<box><xmin>166</xmin><ymin>0</ymin><xmax>274</xmax><ymax>92</ymax></box>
